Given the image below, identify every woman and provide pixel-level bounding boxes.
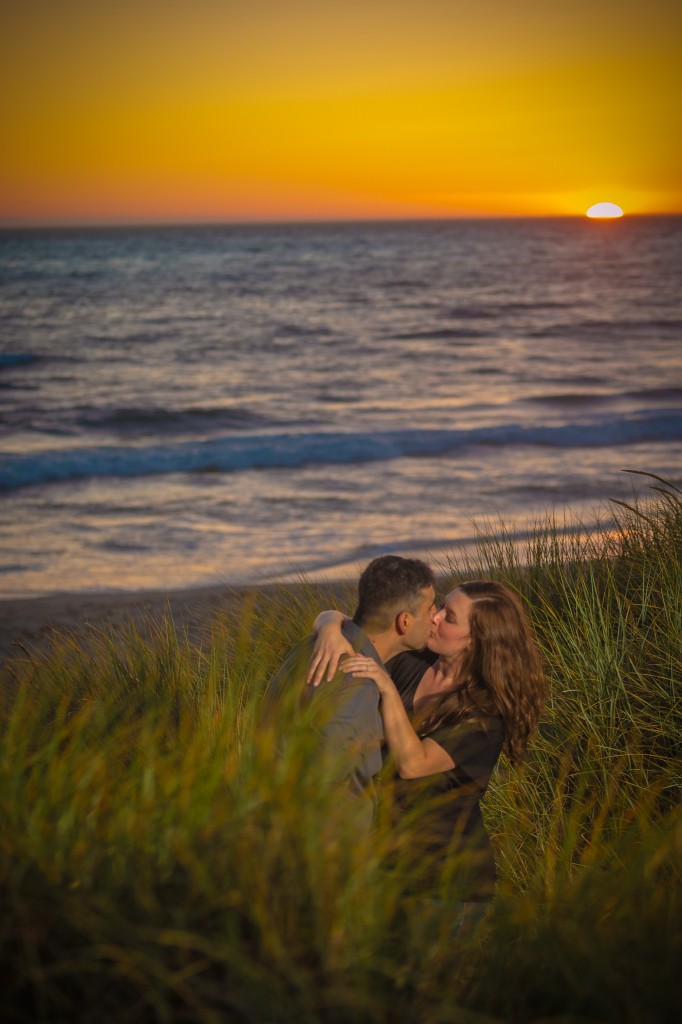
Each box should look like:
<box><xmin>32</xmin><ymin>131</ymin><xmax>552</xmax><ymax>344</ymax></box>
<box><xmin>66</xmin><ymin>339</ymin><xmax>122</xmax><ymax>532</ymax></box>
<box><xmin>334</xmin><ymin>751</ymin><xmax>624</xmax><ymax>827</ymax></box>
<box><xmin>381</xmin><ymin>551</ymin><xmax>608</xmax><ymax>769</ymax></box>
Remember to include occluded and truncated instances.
<box><xmin>309</xmin><ymin>580</ymin><xmax>546</xmax><ymax>904</ymax></box>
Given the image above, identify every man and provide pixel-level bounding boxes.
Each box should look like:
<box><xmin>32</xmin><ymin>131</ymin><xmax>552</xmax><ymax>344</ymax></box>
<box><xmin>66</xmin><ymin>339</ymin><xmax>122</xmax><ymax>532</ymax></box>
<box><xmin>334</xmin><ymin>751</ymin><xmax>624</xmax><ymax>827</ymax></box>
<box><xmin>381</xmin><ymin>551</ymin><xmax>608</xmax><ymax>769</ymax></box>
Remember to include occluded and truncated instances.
<box><xmin>264</xmin><ymin>555</ymin><xmax>436</xmax><ymax>824</ymax></box>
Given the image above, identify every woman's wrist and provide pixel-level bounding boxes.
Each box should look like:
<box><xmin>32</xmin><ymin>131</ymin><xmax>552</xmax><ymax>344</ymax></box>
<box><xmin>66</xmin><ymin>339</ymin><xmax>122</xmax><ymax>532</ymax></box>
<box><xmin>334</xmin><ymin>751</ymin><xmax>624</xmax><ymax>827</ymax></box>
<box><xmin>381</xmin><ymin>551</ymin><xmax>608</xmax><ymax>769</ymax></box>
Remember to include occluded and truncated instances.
<box><xmin>375</xmin><ymin>673</ymin><xmax>399</xmax><ymax>698</ymax></box>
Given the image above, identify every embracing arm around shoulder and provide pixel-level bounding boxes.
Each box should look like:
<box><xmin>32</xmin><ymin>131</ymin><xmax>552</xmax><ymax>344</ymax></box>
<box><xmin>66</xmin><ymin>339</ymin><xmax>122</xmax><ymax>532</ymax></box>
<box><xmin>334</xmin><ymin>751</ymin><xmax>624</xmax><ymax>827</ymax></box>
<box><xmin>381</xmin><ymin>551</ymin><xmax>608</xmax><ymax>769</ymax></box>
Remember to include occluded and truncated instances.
<box><xmin>307</xmin><ymin>609</ymin><xmax>354</xmax><ymax>685</ymax></box>
<box><xmin>341</xmin><ymin>656</ymin><xmax>455</xmax><ymax>779</ymax></box>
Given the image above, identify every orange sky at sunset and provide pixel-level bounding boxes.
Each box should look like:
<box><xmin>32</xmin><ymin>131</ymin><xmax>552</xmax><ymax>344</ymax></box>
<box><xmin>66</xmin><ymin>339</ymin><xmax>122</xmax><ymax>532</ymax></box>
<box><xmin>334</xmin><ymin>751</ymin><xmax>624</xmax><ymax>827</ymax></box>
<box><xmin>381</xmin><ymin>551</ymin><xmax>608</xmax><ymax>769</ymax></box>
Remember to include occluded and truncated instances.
<box><xmin>3</xmin><ymin>0</ymin><xmax>681</xmax><ymax>225</ymax></box>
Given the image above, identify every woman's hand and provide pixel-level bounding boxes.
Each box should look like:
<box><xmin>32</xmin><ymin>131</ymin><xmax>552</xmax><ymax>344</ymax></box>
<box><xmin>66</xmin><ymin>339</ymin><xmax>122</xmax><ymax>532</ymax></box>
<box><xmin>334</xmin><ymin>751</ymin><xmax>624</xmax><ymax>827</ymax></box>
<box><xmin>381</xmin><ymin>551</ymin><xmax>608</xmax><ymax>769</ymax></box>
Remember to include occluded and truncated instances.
<box><xmin>337</xmin><ymin>655</ymin><xmax>395</xmax><ymax>696</ymax></box>
<box><xmin>306</xmin><ymin>612</ymin><xmax>354</xmax><ymax>686</ymax></box>
<box><xmin>343</xmin><ymin>656</ymin><xmax>456</xmax><ymax>779</ymax></box>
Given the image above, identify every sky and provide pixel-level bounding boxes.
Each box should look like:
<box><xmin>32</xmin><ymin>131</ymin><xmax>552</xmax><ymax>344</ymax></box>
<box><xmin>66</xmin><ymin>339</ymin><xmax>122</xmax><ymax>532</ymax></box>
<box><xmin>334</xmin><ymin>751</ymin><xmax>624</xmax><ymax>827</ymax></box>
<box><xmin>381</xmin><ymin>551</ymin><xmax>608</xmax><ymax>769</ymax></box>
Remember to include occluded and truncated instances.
<box><xmin>2</xmin><ymin>0</ymin><xmax>681</xmax><ymax>225</ymax></box>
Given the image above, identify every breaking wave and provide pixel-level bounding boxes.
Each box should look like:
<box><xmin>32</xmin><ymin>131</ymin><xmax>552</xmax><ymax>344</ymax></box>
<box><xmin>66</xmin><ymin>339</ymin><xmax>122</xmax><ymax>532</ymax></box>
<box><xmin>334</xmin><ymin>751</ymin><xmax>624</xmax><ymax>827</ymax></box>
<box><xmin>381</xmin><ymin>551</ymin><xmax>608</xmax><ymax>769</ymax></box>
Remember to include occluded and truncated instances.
<box><xmin>2</xmin><ymin>410</ymin><xmax>680</xmax><ymax>491</ymax></box>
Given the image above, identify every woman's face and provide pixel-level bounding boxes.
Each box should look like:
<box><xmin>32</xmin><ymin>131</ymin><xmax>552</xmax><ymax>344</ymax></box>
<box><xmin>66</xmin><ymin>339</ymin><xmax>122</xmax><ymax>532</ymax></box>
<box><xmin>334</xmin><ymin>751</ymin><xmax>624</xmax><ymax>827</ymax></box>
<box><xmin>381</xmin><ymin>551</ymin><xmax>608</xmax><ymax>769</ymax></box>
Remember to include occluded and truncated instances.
<box><xmin>427</xmin><ymin>587</ymin><xmax>473</xmax><ymax>659</ymax></box>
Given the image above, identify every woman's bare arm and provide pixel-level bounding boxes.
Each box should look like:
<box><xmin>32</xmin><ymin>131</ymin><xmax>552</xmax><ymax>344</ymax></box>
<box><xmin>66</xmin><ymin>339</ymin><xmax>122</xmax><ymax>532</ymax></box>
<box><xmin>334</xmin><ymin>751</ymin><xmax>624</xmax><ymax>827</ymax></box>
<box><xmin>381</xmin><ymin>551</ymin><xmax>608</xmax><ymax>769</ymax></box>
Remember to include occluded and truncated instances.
<box><xmin>341</xmin><ymin>655</ymin><xmax>456</xmax><ymax>779</ymax></box>
<box><xmin>306</xmin><ymin>610</ymin><xmax>354</xmax><ymax>686</ymax></box>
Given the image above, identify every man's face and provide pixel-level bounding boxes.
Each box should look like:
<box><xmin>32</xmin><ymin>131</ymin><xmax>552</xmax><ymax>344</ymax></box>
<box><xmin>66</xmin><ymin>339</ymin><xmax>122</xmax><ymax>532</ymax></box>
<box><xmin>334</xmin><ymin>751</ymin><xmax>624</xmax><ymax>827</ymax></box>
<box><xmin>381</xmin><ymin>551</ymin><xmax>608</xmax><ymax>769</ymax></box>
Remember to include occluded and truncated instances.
<box><xmin>404</xmin><ymin>585</ymin><xmax>437</xmax><ymax>650</ymax></box>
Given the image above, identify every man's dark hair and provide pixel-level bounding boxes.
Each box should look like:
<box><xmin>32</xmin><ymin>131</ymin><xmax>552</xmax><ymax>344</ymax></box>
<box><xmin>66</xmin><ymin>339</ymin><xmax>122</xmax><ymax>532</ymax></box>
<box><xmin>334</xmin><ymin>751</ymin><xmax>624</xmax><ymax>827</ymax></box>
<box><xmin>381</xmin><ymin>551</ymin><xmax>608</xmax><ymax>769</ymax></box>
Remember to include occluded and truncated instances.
<box><xmin>353</xmin><ymin>555</ymin><xmax>434</xmax><ymax>631</ymax></box>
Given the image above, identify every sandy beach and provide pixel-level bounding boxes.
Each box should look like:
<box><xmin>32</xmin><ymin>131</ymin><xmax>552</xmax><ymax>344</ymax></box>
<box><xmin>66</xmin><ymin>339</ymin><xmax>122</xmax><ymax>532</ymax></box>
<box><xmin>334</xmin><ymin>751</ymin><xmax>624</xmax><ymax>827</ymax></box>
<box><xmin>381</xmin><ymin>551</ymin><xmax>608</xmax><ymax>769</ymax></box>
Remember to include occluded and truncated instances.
<box><xmin>0</xmin><ymin>579</ymin><xmax>358</xmax><ymax>669</ymax></box>
<box><xmin>0</xmin><ymin>585</ymin><xmax>232</xmax><ymax>667</ymax></box>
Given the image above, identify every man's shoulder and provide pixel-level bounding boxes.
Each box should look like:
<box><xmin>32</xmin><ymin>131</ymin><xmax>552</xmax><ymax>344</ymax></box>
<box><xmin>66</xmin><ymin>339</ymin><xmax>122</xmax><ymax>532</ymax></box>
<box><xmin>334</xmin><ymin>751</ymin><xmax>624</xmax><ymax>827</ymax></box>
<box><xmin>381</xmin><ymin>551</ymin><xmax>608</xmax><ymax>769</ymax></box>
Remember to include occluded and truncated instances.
<box><xmin>263</xmin><ymin>618</ymin><xmax>385</xmax><ymax>726</ymax></box>
<box><xmin>259</xmin><ymin>634</ymin><xmax>316</xmax><ymax>722</ymax></box>
<box><xmin>341</xmin><ymin>620</ymin><xmax>384</xmax><ymax>664</ymax></box>
<box><xmin>340</xmin><ymin>618</ymin><xmax>365</xmax><ymax>646</ymax></box>
<box><xmin>269</xmin><ymin>634</ymin><xmax>316</xmax><ymax>688</ymax></box>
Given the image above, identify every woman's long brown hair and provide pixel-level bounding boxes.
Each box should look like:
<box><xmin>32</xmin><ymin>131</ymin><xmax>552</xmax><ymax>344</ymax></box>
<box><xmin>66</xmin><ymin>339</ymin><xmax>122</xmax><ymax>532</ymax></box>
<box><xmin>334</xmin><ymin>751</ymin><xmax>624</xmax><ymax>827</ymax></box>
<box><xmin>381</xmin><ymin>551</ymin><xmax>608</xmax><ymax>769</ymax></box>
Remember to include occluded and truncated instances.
<box><xmin>419</xmin><ymin>580</ymin><xmax>546</xmax><ymax>764</ymax></box>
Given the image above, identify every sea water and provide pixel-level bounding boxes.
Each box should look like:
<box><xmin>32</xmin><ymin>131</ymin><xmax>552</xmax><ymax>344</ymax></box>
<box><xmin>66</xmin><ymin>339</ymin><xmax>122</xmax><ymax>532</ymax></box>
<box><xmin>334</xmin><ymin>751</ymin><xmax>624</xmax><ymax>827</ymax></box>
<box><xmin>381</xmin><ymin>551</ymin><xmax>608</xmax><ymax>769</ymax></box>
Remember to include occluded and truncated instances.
<box><xmin>0</xmin><ymin>218</ymin><xmax>680</xmax><ymax>596</ymax></box>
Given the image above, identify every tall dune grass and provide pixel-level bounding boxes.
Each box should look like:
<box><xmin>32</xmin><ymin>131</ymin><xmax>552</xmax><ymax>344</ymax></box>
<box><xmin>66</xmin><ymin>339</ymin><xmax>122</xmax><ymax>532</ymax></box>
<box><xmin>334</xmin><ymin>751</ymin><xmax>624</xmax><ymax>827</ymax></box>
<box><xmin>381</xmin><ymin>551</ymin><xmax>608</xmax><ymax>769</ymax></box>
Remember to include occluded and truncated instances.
<box><xmin>1</xmin><ymin>476</ymin><xmax>680</xmax><ymax>1022</ymax></box>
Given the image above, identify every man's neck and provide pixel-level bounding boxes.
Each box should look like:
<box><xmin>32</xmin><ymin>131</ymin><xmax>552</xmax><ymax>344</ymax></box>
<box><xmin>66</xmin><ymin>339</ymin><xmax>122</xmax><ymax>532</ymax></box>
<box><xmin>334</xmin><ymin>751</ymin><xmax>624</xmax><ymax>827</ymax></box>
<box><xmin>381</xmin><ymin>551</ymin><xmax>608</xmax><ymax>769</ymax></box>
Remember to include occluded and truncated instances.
<box><xmin>363</xmin><ymin>630</ymin><xmax>405</xmax><ymax>664</ymax></box>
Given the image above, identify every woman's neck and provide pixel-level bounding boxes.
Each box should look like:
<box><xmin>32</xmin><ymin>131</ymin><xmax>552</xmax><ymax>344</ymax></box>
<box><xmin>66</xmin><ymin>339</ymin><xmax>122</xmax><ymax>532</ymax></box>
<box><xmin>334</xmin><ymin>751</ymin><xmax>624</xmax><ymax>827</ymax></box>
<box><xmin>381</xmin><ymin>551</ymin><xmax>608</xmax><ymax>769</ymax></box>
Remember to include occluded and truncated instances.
<box><xmin>412</xmin><ymin>653</ymin><xmax>464</xmax><ymax>710</ymax></box>
<box><xmin>433</xmin><ymin>653</ymin><xmax>464</xmax><ymax>686</ymax></box>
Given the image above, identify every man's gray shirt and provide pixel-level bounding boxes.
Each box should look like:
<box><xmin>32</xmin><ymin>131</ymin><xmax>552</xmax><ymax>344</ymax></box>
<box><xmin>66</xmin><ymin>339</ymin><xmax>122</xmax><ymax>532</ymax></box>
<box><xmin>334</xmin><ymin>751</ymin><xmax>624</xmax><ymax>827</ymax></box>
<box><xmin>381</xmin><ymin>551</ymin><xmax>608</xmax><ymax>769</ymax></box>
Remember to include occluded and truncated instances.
<box><xmin>264</xmin><ymin>619</ymin><xmax>385</xmax><ymax>800</ymax></box>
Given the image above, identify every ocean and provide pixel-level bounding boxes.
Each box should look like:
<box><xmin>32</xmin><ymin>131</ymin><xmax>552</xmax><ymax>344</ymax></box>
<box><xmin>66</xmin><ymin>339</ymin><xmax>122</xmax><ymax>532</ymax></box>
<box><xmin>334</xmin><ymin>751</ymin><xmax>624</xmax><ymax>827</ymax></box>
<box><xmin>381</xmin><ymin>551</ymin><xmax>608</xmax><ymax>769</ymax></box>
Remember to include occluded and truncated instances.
<box><xmin>1</xmin><ymin>217</ymin><xmax>680</xmax><ymax>597</ymax></box>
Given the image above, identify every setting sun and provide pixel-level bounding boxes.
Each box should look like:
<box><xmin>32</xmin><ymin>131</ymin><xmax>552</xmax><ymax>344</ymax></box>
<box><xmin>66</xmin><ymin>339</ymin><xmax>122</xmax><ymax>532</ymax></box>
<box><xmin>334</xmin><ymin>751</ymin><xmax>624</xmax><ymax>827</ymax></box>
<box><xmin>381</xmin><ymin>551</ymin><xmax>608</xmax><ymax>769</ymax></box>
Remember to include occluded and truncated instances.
<box><xmin>586</xmin><ymin>202</ymin><xmax>624</xmax><ymax>218</ymax></box>
<box><xmin>2</xmin><ymin>1</ymin><xmax>680</xmax><ymax>225</ymax></box>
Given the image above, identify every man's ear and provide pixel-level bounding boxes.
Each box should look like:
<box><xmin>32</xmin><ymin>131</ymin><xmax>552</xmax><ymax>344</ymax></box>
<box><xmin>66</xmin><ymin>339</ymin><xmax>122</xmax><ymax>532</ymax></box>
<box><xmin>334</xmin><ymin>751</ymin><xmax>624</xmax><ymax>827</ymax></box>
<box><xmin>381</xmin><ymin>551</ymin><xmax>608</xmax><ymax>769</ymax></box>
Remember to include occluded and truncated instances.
<box><xmin>395</xmin><ymin>610</ymin><xmax>411</xmax><ymax>636</ymax></box>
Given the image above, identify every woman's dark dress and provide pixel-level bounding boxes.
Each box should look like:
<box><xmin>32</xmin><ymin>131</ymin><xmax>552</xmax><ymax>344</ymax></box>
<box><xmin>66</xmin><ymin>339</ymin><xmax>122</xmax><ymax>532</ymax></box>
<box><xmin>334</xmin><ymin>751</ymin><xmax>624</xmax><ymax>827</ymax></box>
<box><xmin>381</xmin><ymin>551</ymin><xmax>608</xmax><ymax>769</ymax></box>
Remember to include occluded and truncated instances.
<box><xmin>385</xmin><ymin>648</ymin><xmax>504</xmax><ymax>900</ymax></box>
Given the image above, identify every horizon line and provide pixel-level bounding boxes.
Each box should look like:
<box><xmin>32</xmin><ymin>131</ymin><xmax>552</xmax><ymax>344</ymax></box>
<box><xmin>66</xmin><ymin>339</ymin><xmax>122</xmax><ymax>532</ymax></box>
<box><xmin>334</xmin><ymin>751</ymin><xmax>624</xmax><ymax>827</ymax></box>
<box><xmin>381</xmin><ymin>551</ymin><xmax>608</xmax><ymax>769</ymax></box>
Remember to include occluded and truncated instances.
<box><xmin>2</xmin><ymin>211</ymin><xmax>681</xmax><ymax>232</ymax></box>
